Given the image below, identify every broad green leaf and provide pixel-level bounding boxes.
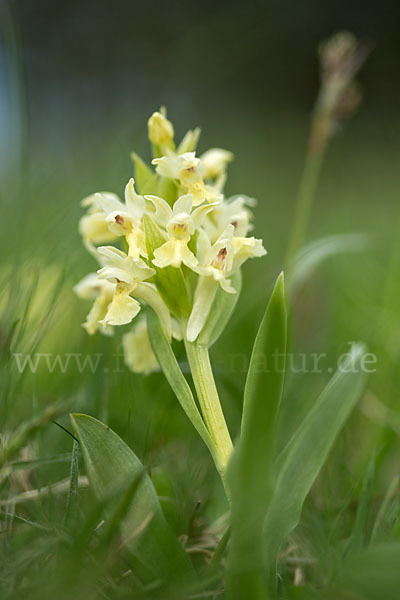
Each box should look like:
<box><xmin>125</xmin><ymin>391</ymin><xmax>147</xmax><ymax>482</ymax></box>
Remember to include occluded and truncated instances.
<box><xmin>199</xmin><ymin>270</ymin><xmax>242</xmax><ymax>348</ymax></box>
<box><xmin>287</xmin><ymin>233</ymin><xmax>370</xmax><ymax>292</ymax></box>
<box><xmin>143</xmin><ymin>214</ymin><xmax>191</xmax><ymax>318</ymax></box>
<box><xmin>263</xmin><ymin>343</ymin><xmax>368</xmax><ymax>589</ymax></box>
<box><xmin>227</xmin><ymin>272</ymin><xmax>287</xmax><ymax>600</ymax></box>
<box><xmin>102</xmin><ymin>468</ymin><xmax>146</xmax><ymax>546</ymax></box>
<box><xmin>70</xmin><ymin>413</ymin><xmax>194</xmax><ymax>584</ymax></box>
<box><xmin>147</xmin><ymin>309</ymin><xmax>216</xmax><ymax>460</ymax></box>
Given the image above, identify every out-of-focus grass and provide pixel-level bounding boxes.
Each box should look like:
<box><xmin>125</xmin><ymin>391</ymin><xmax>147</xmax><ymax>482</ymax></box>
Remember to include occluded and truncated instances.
<box><xmin>1</xmin><ymin>106</ymin><xmax>400</xmax><ymax>598</ymax></box>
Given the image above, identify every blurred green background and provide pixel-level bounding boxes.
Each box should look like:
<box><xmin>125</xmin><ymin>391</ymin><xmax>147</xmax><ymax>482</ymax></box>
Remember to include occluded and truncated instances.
<box><xmin>1</xmin><ymin>1</ymin><xmax>400</xmax><ymax>594</ymax></box>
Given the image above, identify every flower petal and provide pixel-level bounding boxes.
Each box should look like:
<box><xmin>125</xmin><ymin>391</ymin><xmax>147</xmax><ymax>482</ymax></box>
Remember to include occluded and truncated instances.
<box><xmin>124</xmin><ymin>178</ymin><xmax>145</xmax><ymax>218</ymax></box>
<box><xmin>101</xmin><ymin>286</ymin><xmax>141</xmax><ymax>326</ymax></box>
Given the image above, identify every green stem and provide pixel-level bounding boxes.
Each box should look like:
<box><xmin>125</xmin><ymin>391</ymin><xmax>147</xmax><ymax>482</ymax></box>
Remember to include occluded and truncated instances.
<box><xmin>285</xmin><ymin>147</ymin><xmax>325</xmax><ymax>266</ymax></box>
<box><xmin>184</xmin><ymin>338</ymin><xmax>233</xmax><ymax>496</ymax></box>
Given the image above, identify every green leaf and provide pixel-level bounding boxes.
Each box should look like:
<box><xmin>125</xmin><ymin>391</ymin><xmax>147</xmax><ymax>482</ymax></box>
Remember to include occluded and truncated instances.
<box><xmin>102</xmin><ymin>467</ymin><xmax>146</xmax><ymax>546</ymax></box>
<box><xmin>143</xmin><ymin>214</ymin><xmax>191</xmax><ymax>318</ymax></box>
<box><xmin>199</xmin><ymin>270</ymin><xmax>242</xmax><ymax>348</ymax></box>
<box><xmin>147</xmin><ymin>309</ymin><xmax>216</xmax><ymax>459</ymax></box>
<box><xmin>287</xmin><ymin>233</ymin><xmax>370</xmax><ymax>292</ymax></box>
<box><xmin>226</xmin><ymin>272</ymin><xmax>287</xmax><ymax>600</ymax></box>
<box><xmin>263</xmin><ymin>342</ymin><xmax>368</xmax><ymax>589</ymax></box>
<box><xmin>70</xmin><ymin>413</ymin><xmax>194</xmax><ymax>584</ymax></box>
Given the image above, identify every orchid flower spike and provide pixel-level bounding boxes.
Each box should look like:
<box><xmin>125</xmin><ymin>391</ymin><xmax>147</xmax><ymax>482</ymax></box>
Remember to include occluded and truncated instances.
<box><xmin>75</xmin><ymin>109</ymin><xmax>266</xmax><ymax>369</ymax></box>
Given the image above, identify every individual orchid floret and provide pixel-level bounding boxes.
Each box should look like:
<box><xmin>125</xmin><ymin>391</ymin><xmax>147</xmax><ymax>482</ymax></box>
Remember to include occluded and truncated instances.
<box><xmin>204</xmin><ymin>195</ymin><xmax>254</xmax><ymax>242</ymax></box>
<box><xmin>79</xmin><ymin>212</ymin><xmax>118</xmax><ymax>247</ymax></box>
<box><xmin>122</xmin><ymin>318</ymin><xmax>159</xmax><ymax>375</ymax></box>
<box><xmin>200</xmin><ymin>148</ymin><xmax>234</xmax><ymax>180</ymax></box>
<box><xmin>95</xmin><ymin>179</ymin><xmax>147</xmax><ymax>258</ymax></box>
<box><xmin>152</xmin><ymin>152</ymin><xmax>222</xmax><ymax>206</ymax></box>
<box><xmin>152</xmin><ymin>151</ymin><xmax>199</xmax><ymax>180</ymax></box>
<box><xmin>187</xmin><ymin>225</ymin><xmax>237</xmax><ymax>342</ymax></box>
<box><xmin>232</xmin><ymin>236</ymin><xmax>267</xmax><ymax>271</ymax></box>
<box><xmin>97</xmin><ymin>246</ymin><xmax>172</xmax><ymax>337</ymax></box>
<box><xmin>145</xmin><ymin>193</ymin><xmax>217</xmax><ymax>269</ymax></box>
<box><xmin>78</xmin><ymin>192</ymin><xmax>120</xmax><ymax>247</ymax></box>
<box><xmin>195</xmin><ymin>225</ymin><xmax>236</xmax><ymax>293</ymax></box>
<box><xmin>96</xmin><ymin>247</ymin><xmax>155</xmax><ymax>327</ymax></box>
<box><xmin>74</xmin><ymin>272</ymin><xmax>115</xmax><ymax>335</ymax></box>
<box><xmin>148</xmin><ymin>109</ymin><xmax>175</xmax><ymax>154</ymax></box>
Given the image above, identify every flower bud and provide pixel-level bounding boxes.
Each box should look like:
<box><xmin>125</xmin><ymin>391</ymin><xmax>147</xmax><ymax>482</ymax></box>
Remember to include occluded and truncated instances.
<box><xmin>148</xmin><ymin>110</ymin><xmax>175</xmax><ymax>153</ymax></box>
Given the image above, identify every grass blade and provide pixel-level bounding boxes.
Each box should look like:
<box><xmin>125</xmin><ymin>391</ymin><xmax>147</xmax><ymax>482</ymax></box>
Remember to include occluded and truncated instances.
<box><xmin>346</xmin><ymin>450</ymin><xmax>376</xmax><ymax>553</ymax></box>
<box><xmin>64</xmin><ymin>440</ymin><xmax>80</xmax><ymax>529</ymax></box>
<box><xmin>370</xmin><ymin>475</ymin><xmax>400</xmax><ymax>544</ymax></box>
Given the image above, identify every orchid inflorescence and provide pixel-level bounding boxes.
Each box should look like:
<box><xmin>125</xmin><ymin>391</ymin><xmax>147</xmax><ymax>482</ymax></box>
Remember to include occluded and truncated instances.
<box><xmin>75</xmin><ymin>109</ymin><xmax>266</xmax><ymax>374</ymax></box>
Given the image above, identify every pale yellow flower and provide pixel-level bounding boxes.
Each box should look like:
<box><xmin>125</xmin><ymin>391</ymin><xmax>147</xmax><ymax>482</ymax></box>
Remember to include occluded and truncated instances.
<box><xmin>78</xmin><ymin>192</ymin><xmax>120</xmax><ymax>247</ymax></box>
<box><xmin>97</xmin><ymin>246</ymin><xmax>172</xmax><ymax>336</ymax></box>
<box><xmin>200</xmin><ymin>148</ymin><xmax>234</xmax><ymax>180</ymax></box>
<box><xmin>195</xmin><ymin>225</ymin><xmax>236</xmax><ymax>293</ymax></box>
<box><xmin>74</xmin><ymin>273</ymin><xmax>115</xmax><ymax>335</ymax></box>
<box><xmin>123</xmin><ymin>318</ymin><xmax>159</xmax><ymax>375</ymax></box>
<box><xmin>96</xmin><ymin>247</ymin><xmax>154</xmax><ymax>327</ymax></box>
<box><xmin>145</xmin><ymin>194</ymin><xmax>217</xmax><ymax>269</ymax></box>
<box><xmin>232</xmin><ymin>236</ymin><xmax>267</xmax><ymax>271</ymax></box>
<box><xmin>203</xmin><ymin>195</ymin><xmax>254</xmax><ymax>242</ymax></box>
<box><xmin>186</xmin><ymin>226</ymin><xmax>236</xmax><ymax>342</ymax></box>
<box><xmin>152</xmin><ymin>152</ymin><xmax>222</xmax><ymax>206</ymax></box>
<box><xmin>95</xmin><ymin>179</ymin><xmax>147</xmax><ymax>258</ymax></box>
